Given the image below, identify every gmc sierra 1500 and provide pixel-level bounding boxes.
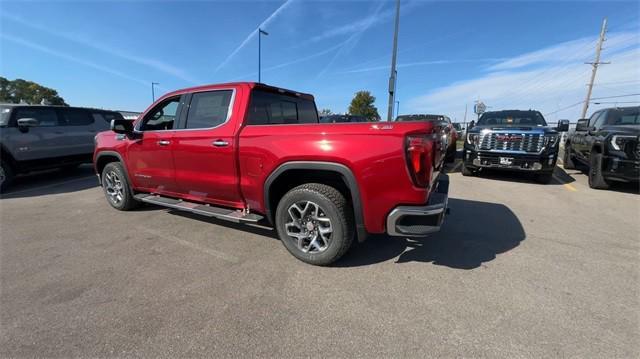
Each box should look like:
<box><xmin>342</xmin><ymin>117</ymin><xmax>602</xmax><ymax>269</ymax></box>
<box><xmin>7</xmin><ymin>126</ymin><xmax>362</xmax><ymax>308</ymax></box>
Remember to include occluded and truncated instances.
<box><xmin>94</xmin><ymin>82</ymin><xmax>449</xmax><ymax>265</ymax></box>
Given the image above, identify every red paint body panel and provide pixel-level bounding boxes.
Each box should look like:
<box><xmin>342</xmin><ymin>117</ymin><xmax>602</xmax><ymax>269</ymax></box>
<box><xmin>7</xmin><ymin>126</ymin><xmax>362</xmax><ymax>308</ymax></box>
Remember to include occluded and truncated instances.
<box><xmin>94</xmin><ymin>82</ymin><xmax>444</xmax><ymax>234</ymax></box>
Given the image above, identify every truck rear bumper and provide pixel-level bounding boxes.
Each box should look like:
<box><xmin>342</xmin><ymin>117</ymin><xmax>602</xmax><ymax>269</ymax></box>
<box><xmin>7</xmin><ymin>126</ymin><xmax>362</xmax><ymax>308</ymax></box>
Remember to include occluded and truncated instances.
<box><xmin>386</xmin><ymin>176</ymin><xmax>449</xmax><ymax>237</ymax></box>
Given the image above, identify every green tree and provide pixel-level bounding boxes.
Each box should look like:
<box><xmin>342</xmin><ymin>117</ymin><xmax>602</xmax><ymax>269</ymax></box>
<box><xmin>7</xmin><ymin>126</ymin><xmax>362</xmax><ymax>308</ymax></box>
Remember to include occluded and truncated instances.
<box><xmin>0</xmin><ymin>77</ymin><xmax>68</xmax><ymax>106</ymax></box>
<box><xmin>348</xmin><ymin>91</ymin><xmax>380</xmax><ymax>121</ymax></box>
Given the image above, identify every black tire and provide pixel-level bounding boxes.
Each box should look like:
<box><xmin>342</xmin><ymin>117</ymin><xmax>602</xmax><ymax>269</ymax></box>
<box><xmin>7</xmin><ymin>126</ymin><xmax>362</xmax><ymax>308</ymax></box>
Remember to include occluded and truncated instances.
<box><xmin>275</xmin><ymin>183</ymin><xmax>354</xmax><ymax>266</ymax></box>
<box><xmin>445</xmin><ymin>145</ymin><xmax>456</xmax><ymax>163</ymax></box>
<box><xmin>588</xmin><ymin>152</ymin><xmax>609</xmax><ymax>190</ymax></box>
<box><xmin>101</xmin><ymin>162</ymin><xmax>139</xmax><ymax>210</ymax></box>
<box><xmin>535</xmin><ymin>171</ymin><xmax>553</xmax><ymax>184</ymax></box>
<box><xmin>563</xmin><ymin>144</ymin><xmax>576</xmax><ymax>170</ymax></box>
<box><xmin>0</xmin><ymin>160</ymin><xmax>15</xmax><ymax>193</ymax></box>
<box><xmin>461</xmin><ymin>162</ymin><xmax>476</xmax><ymax>176</ymax></box>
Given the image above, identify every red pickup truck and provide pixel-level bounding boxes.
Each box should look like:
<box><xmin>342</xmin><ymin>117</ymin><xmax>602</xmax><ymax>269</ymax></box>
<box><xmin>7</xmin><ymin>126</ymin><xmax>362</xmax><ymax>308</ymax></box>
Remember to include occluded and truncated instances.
<box><xmin>94</xmin><ymin>82</ymin><xmax>449</xmax><ymax>265</ymax></box>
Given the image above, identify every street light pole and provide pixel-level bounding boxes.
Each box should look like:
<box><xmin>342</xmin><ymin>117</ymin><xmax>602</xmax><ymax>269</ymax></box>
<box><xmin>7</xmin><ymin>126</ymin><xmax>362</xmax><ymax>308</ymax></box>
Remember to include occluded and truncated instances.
<box><xmin>258</xmin><ymin>28</ymin><xmax>269</xmax><ymax>83</ymax></box>
<box><xmin>395</xmin><ymin>100</ymin><xmax>400</xmax><ymax>118</ymax></box>
<box><xmin>386</xmin><ymin>0</ymin><xmax>401</xmax><ymax>121</ymax></box>
<box><xmin>151</xmin><ymin>82</ymin><xmax>159</xmax><ymax>102</ymax></box>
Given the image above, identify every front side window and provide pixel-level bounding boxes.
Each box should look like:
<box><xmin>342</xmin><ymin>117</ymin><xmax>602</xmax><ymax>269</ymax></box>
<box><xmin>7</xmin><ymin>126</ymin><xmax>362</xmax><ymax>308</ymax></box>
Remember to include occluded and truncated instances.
<box><xmin>140</xmin><ymin>97</ymin><xmax>180</xmax><ymax>131</ymax></box>
<box><xmin>61</xmin><ymin>109</ymin><xmax>93</xmax><ymax>126</ymax></box>
<box><xmin>592</xmin><ymin>111</ymin><xmax>607</xmax><ymax>130</ymax></box>
<box><xmin>13</xmin><ymin>107</ymin><xmax>59</xmax><ymax>127</ymax></box>
<box><xmin>185</xmin><ymin>90</ymin><xmax>233</xmax><ymax>129</ymax></box>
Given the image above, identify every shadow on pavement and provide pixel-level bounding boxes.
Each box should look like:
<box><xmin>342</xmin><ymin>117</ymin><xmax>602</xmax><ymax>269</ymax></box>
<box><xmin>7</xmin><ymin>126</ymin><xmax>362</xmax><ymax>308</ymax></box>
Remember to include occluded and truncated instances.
<box><xmin>0</xmin><ymin>165</ymin><xmax>98</xmax><ymax>199</ymax></box>
<box><xmin>336</xmin><ymin>198</ymin><xmax>526</xmax><ymax>269</ymax></box>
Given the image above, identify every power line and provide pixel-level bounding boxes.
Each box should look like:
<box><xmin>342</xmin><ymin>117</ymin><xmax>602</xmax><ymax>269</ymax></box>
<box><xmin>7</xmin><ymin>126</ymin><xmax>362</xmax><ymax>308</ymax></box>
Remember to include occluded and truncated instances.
<box><xmin>544</xmin><ymin>93</ymin><xmax>640</xmax><ymax>116</ymax></box>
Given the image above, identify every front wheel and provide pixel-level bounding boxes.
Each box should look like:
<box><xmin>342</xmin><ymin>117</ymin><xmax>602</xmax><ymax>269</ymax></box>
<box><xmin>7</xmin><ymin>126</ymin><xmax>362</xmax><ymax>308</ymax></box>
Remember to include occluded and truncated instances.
<box><xmin>0</xmin><ymin>160</ymin><xmax>15</xmax><ymax>193</ymax></box>
<box><xmin>563</xmin><ymin>145</ymin><xmax>576</xmax><ymax>170</ymax></box>
<box><xmin>101</xmin><ymin>162</ymin><xmax>139</xmax><ymax>210</ymax></box>
<box><xmin>275</xmin><ymin>183</ymin><xmax>354</xmax><ymax>266</ymax></box>
<box><xmin>461</xmin><ymin>162</ymin><xmax>476</xmax><ymax>176</ymax></box>
<box><xmin>588</xmin><ymin>153</ymin><xmax>610</xmax><ymax>190</ymax></box>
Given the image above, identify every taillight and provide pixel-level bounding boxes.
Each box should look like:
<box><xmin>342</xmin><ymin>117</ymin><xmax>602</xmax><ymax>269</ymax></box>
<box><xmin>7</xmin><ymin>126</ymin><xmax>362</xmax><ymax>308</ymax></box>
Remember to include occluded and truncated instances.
<box><xmin>405</xmin><ymin>135</ymin><xmax>432</xmax><ymax>187</ymax></box>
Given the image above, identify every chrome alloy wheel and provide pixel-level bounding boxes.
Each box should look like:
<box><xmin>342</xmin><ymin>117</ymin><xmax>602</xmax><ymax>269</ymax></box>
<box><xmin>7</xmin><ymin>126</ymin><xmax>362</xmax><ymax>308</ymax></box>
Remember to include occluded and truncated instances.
<box><xmin>104</xmin><ymin>170</ymin><xmax>124</xmax><ymax>205</ymax></box>
<box><xmin>285</xmin><ymin>201</ymin><xmax>333</xmax><ymax>253</ymax></box>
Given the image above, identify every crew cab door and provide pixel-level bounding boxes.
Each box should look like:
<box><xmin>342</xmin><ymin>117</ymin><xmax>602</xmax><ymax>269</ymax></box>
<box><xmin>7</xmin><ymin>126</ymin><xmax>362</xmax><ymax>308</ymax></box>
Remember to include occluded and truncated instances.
<box><xmin>126</xmin><ymin>95</ymin><xmax>182</xmax><ymax>194</ymax></box>
<box><xmin>6</xmin><ymin>106</ymin><xmax>67</xmax><ymax>162</ymax></box>
<box><xmin>170</xmin><ymin>89</ymin><xmax>244</xmax><ymax>208</ymax></box>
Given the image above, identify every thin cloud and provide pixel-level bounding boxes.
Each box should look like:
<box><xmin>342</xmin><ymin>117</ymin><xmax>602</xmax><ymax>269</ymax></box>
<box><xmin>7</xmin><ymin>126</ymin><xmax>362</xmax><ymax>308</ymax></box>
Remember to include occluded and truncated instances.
<box><xmin>405</xmin><ymin>38</ymin><xmax>640</xmax><ymax>122</ymax></box>
<box><xmin>488</xmin><ymin>31</ymin><xmax>639</xmax><ymax>71</ymax></box>
<box><xmin>316</xmin><ymin>1</ymin><xmax>385</xmax><ymax>77</ymax></box>
<box><xmin>1</xmin><ymin>33</ymin><xmax>153</xmax><ymax>87</ymax></box>
<box><xmin>340</xmin><ymin>58</ymin><xmax>506</xmax><ymax>74</ymax></box>
<box><xmin>214</xmin><ymin>0</ymin><xmax>295</xmax><ymax>73</ymax></box>
<box><xmin>1</xmin><ymin>12</ymin><xmax>198</xmax><ymax>85</ymax></box>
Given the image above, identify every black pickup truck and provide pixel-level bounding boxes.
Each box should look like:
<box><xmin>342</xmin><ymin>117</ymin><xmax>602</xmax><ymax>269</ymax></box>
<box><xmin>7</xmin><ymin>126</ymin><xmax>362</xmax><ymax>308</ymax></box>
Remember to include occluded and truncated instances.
<box><xmin>564</xmin><ymin>106</ymin><xmax>639</xmax><ymax>189</ymax></box>
<box><xmin>462</xmin><ymin>110</ymin><xmax>569</xmax><ymax>183</ymax></box>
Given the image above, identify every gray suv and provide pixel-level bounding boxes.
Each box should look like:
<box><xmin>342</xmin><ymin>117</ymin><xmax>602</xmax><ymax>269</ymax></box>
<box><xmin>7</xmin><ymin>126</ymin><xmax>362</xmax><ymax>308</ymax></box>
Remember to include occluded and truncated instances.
<box><xmin>0</xmin><ymin>104</ymin><xmax>125</xmax><ymax>191</ymax></box>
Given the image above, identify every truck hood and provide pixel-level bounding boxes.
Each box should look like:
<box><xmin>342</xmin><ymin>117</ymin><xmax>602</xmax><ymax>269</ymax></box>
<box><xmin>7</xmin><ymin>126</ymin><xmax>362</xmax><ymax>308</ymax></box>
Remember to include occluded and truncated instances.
<box><xmin>468</xmin><ymin>125</ymin><xmax>557</xmax><ymax>134</ymax></box>
<box><xmin>602</xmin><ymin>124</ymin><xmax>640</xmax><ymax>135</ymax></box>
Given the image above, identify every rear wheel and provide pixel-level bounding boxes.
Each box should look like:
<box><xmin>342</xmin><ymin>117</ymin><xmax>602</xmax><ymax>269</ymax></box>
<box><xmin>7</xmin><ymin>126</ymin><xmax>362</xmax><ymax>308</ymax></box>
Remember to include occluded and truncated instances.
<box><xmin>101</xmin><ymin>162</ymin><xmax>139</xmax><ymax>210</ymax></box>
<box><xmin>275</xmin><ymin>183</ymin><xmax>354</xmax><ymax>266</ymax></box>
<box><xmin>0</xmin><ymin>160</ymin><xmax>15</xmax><ymax>193</ymax></box>
<box><xmin>563</xmin><ymin>144</ymin><xmax>576</xmax><ymax>170</ymax></box>
<box><xmin>588</xmin><ymin>153</ymin><xmax>609</xmax><ymax>190</ymax></box>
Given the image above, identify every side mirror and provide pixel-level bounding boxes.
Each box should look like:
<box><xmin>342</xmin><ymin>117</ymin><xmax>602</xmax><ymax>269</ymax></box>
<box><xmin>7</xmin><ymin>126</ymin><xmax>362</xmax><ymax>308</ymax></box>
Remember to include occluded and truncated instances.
<box><xmin>468</xmin><ymin>120</ymin><xmax>475</xmax><ymax>129</ymax></box>
<box><xmin>575</xmin><ymin>119</ymin><xmax>589</xmax><ymax>132</ymax></box>
<box><xmin>17</xmin><ymin>118</ymin><xmax>39</xmax><ymax>128</ymax></box>
<box><xmin>556</xmin><ymin>119</ymin><xmax>570</xmax><ymax>132</ymax></box>
<box><xmin>110</xmin><ymin>118</ymin><xmax>134</xmax><ymax>134</ymax></box>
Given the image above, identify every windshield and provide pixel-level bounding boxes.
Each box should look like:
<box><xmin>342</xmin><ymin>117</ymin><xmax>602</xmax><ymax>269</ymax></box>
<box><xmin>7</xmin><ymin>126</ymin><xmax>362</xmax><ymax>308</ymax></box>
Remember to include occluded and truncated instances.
<box><xmin>0</xmin><ymin>106</ymin><xmax>11</xmax><ymax>126</ymax></box>
<box><xmin>477</xmin><ymin>111</ymin><xmax>547</xmax><ymax>126</ymax></box>
<box><xmin>607</xmin><ymin>107</ymin><xmax>640</xmax><ymax>125</ymax></box>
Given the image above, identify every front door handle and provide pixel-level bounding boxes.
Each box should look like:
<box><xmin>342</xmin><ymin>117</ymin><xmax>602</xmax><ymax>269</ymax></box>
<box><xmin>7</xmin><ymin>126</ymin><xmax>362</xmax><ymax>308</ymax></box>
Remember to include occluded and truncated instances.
<box><xmin>157</xmin><ymin>140</ymin><xmax>171</xmax><ymax>146</ymax></box>
<box><xmin>212</xmin><ymin>140</ymin><xmax>229</xmax><ymax>147</ymax></box>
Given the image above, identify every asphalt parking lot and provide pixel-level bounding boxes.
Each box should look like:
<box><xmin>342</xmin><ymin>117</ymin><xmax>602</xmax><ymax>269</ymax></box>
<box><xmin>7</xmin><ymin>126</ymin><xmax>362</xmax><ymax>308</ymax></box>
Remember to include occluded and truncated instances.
<box><xmin>1</xmin><ymin>160</ymin><xmax>638</xmax><ymax>358</ymax></box>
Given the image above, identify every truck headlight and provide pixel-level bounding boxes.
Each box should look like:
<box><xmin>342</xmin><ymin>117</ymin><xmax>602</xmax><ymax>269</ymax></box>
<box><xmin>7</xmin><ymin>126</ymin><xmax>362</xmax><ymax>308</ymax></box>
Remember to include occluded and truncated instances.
<box><xmin>610</xmin><ymin>135</ymin><xmax>636</xmax><ymax>151</ymax></box>
<box><xmin>466</xmin><ymin>133</ymin><xmax>479</xmax><ymax>145</ymax></box>
<box><xmin>544</xmin><ymin>135</ymin><xmax>558</xmax><ymax>147</ymax></box>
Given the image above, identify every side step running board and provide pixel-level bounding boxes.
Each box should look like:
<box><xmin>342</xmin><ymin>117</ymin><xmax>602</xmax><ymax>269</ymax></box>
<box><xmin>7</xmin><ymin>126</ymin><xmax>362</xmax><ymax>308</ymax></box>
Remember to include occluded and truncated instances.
<box><xmin>134</xmin><ymin>194</ymin><xmax>263</xmax><ymax>223</ymax></box>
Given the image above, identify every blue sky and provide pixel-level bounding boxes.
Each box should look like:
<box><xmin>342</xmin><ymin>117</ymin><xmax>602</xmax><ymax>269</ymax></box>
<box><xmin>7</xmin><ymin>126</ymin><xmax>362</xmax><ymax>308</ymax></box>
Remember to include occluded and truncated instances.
<box><xmin>1</xmin><ymin>0</ymin><xmax>639</xmax><ymax>122</ymax></box>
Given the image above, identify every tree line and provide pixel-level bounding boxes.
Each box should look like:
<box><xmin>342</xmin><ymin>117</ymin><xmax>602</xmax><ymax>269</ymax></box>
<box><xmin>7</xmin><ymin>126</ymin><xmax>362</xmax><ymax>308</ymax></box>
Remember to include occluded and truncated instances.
<box><xmin>0</xmin><ymin>77</ymin><xmax>68</xmax><ymax>106</ymax></box>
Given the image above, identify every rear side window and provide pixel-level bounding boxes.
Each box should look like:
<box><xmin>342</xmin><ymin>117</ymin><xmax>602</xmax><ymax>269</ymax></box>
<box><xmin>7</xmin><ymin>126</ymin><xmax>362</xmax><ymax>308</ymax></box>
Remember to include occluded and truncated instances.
<box><xmin>13</xmin><ymin>107</ymin><xmax>59</xmax><ymax>127</ymax></box>
<box><xmin>247</xmin><ymin>89</ymin><xmax>318</xmax><ymax>125</ymax></box>
<box><xmin>185</xmin><ymin>90</ymin><xmax>233</xmax><ymax>129</ymax></box>
<box><xmin>61</xmin><ymin>109</ymin><xmax>93</xmax><ymax>126</ymax></box>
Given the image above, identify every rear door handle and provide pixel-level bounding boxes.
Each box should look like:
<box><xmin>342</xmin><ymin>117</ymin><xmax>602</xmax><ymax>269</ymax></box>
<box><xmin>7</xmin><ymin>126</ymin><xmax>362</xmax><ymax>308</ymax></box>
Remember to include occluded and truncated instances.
<box><xmin>157</xmin><ymin>140</ymin><xmax>171</xmax><ymax>146</ymax></box>
<box><xmin>212</xmin><ymin>140</ymin><xmax>229</xmax><ymax>147</ymax></box>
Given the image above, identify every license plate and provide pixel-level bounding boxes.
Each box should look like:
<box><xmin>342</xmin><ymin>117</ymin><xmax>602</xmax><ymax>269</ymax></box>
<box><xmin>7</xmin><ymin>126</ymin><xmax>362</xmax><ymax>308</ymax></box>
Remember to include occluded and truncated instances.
<box><xmin>499</xmin><ymin>157</ymin><xmax>514</xmax><ymax>165</ymax></box>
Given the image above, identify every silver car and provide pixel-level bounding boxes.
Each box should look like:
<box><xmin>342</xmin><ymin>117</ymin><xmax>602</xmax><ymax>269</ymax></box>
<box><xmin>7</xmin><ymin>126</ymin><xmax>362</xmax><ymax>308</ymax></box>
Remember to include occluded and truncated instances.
<box><xmin>0</xmin><ymin>104</ymin><xmax>125</xmax><ymax>191</ymax></box>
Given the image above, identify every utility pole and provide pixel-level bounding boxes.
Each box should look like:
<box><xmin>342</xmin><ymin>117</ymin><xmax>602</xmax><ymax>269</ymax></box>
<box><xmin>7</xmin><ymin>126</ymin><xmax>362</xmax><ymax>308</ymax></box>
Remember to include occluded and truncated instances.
<box><xmin>258</xmin><ymin>28</ymin><xmax>269</xmax><ymax>83</ymax></box>
<box><xmin>386</xmin><ymin>0</ymin><xmax>400</xmax><ymax>122</ymax></box>
<box><xmin>581</xmin><ymin>18</ymin><xmax>609</xmax><ymax>119</ymax></box>
<box><xmin>463</xmin><ymin>103</ymin><xmax>468</xmax><ymax>129</ymax></box>
<box><xmin>151</xmin><ymin>82</ymin><xmax>159</xmax><ymax>102</ymax></box>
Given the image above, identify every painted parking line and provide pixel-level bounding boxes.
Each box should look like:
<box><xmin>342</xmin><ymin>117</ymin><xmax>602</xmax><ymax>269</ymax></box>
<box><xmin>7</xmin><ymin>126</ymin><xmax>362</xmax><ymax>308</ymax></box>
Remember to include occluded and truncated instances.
<box><xmin>552</xmin><ymin>174</ymin><xmax>578</xmax><ymax>191</ymax></box>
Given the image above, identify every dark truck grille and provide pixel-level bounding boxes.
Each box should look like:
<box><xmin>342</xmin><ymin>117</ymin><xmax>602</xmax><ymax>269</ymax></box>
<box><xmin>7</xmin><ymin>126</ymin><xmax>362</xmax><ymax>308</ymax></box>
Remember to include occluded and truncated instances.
<box><xmin>479</xmin><ymin>132</ymin><xmax>544</xmax><ymax>153</ymax></box>
<box><xmin>635</xmin><ymin>141</ymin><xmax>640</xmax><ymax>160</ymax></box>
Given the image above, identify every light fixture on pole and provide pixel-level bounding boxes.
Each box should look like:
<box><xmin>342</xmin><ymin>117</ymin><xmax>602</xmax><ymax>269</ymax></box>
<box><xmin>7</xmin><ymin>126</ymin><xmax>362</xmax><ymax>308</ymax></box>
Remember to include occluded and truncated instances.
<box><xmin>258</xmin><ymin>28</ymin><xmax>269</xmax><ymax>83</ymax></box>
<box><xmin>151</xmin><ymin>82</ymin><xmax>159</xmax><ymax>102</ymax></box>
